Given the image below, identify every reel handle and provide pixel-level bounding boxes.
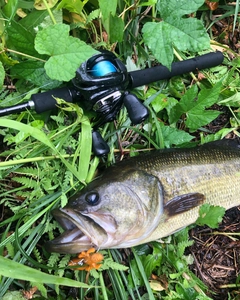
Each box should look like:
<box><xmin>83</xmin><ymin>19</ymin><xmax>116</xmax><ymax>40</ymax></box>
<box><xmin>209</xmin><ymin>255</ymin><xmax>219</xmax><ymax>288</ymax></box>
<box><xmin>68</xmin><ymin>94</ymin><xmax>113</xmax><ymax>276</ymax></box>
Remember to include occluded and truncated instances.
<box><xmin>92</xmin><ymin>130</ymin><xmax>110</xmax><ymax>156</ymax></box>
<box><xmin>123</xmin><ymin>93</ymin><xmax>149</xmax><ymax>125</ymax></box>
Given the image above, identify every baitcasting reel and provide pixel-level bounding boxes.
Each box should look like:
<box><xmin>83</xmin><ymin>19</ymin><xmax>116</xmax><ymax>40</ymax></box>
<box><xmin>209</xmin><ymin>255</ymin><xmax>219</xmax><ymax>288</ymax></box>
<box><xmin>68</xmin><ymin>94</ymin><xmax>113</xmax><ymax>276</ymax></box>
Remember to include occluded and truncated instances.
<box><xmin>73</xmin><ymin>51</ymin><xmax>148</xmax><ymax>125</ymax></box>
<box><xmin>0</xmin><ymin>50</ymin><xmax>224</xmax><ymax>155</ymax></box>
<box><xmin>72</xmin><ymin>51</ymin><xmax>149</xmax><ymax>155</ymax></box>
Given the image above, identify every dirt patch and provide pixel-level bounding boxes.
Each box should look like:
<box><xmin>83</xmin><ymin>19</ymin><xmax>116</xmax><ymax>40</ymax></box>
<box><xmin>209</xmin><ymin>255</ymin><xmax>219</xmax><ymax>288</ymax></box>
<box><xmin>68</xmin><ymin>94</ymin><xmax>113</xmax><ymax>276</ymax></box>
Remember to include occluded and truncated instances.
<box><xmin>189</xmin><ymin>206</ymin><xmax>240</xmax><ymax>299</ymax></box>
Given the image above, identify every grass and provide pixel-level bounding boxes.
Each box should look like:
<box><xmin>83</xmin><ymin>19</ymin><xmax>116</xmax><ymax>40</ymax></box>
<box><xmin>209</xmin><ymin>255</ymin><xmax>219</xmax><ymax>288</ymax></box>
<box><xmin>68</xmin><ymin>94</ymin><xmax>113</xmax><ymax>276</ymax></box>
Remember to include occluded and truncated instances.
<box><xmin>0</xmin><ymin>0</ymin><xmax>240</xmax><ymax>299</ymax></box>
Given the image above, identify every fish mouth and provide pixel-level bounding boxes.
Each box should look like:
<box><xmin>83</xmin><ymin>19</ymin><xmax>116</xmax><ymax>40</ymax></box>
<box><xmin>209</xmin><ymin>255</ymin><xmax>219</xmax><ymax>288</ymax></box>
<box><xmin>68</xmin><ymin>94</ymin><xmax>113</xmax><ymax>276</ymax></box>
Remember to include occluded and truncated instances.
<box><xmin>45</xmin><ymin>208</ymin><xmax>110</xmax><ymax>254</ymax></box>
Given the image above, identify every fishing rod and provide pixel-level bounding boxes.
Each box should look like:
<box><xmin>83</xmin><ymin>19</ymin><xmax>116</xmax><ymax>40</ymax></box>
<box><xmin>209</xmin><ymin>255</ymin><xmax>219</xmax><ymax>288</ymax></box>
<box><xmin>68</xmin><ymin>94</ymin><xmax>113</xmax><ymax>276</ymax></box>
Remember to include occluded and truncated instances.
<box><xmin>0</xmin><ymin>50</ymin><xmax>224</xmax><ymax>155</ymax></box>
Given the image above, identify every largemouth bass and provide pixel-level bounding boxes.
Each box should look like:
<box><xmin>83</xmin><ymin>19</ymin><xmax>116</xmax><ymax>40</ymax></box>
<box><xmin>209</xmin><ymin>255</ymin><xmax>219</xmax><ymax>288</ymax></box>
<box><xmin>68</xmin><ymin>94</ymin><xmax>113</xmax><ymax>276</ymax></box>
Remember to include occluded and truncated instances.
<box><xmin>45</xmin><ymin>141</ymin><xmax>240</xmax><ymax>254</ymax></box>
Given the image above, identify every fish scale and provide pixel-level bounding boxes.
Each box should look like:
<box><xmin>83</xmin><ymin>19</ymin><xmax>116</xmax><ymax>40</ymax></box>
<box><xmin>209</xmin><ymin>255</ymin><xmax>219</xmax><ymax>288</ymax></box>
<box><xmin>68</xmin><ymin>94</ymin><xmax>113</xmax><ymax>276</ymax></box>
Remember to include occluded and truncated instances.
<box><xmin>45</xmin><ymin>141</ymin><xmax>240</xmax><ymax>253</ymax></box>
<box><xmin>132</xmin><ymin>146</ymin><xmax>240</xmax><ymax>243</ymax></box>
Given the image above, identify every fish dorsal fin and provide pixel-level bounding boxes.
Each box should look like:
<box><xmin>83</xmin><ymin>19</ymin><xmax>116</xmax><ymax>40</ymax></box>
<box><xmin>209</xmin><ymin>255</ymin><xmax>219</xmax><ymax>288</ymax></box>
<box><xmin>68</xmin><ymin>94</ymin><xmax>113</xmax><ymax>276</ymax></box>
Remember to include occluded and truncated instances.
<box><xmin>164</xmin><ymin>193</ymin><xmax>205</xmax><ymax>217</ymax></box>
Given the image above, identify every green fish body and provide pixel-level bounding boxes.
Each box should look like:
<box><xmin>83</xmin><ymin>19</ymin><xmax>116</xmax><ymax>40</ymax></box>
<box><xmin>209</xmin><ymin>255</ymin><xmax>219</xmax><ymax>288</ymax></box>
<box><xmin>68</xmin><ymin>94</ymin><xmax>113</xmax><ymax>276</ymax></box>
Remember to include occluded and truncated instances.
<box><xmin>45</xmin><ymin>141</ymin><xmax>240</xmax><ymax>254</ymax></box>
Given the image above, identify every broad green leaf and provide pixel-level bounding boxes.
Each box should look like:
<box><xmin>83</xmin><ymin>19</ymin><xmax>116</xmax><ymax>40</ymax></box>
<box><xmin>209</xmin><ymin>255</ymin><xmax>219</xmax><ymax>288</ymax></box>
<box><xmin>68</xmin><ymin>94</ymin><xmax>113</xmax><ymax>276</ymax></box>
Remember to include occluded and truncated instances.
<box><xmin>170</xmin><ymin>83</ymin><xmax>222</xmax><ymax>131</ymax></box>
<box><xmin>2</xmin><ymin>0</ymin><xmax>18</xmax><ymax>18</ymax></box>
<box><xmin>36</xmin><ymin>9</ymin><xmax>63</xmax><ymax>29</ymax></box>
<box><xmin>219</xmin><ymin>92</ymin><xmax>240</xmax><ymax>107</ymax></box>
<box><xmin>141</xmin><ymin>244</ymin><xmax>162</xmax><ymax>278</ymax></box>
<box><xmin>185</xmin><ymin>110</ymin><xmax>220</xmax><ymax>131</ymax></box>
<box><xmin>109</xmin><ymin>15</ymin><xmax>124</xmax><ymax>43</ymax></box>
<box><xmin>143</xmin><ymin>22</ymin><xmax>173</xmax><ymax>69</ymax></box>
<box><xmin>150</xmin><ymin>93</ymin><xmax>170</xmax><ymax>113</ymax></box>
<box><xmin>0</xmin><ymin>61</ymin><xmax>4</xmax><ymax>89</ymax></box>
<box><xmin>6</xmin><ymin>21</ymin><xmax>40</xmax><ymax>57</ymax></box>
<box><xmin>0</xmin><ymin>256</ymin><xmax>91</xmax><ymax>288</ymax></box>
<box><xmin>11</xmin><ymin>61</ymin><xmax>61</xmax><ymax>88</ymax></box>
<box><xmin>160</xmin><ymin>123</ymin><xmax>194</xmax><ymax>148</ymax></box>
<box><xmin>34</xmin><ymin>23</ymin><xmax>97</xmax><ymax>81</ymax></box>
<box><xmin>185</xmin><ymin>83</ymin><xmax>222</xmax><ymax>131</ymax></box>
<box><xmin>98</xmin><ymin>0</ymin><xmax>118</xmax><ymax>40</ymax></box>
<box><xmin>2</xmin><ymin>291</ymin><xmax>26</xmax><ymax>300</ymax></box>
<box><xmin>156</xmin><ymin>0</ymin><xmax>205</xmax><ymax>19</ymax></box>
<box><xmin>168</xmin><ymin>77</ymin><xmax>186</xmax><ymax>98</ymax></box>
<box><xmin>196</xmin><ymin>204</ymin><xmax>226</xmax><ymax>228</ymax></box>
<box><xmin>98</xmin><ymin>0</ymin><xmax>117</xmax><ymax>20</ymax></box>
<box><xmin>57</xmin><ymin>0</ymin><xmax>87</xmax><ymax>13</ymax></box>
<box><xmin>200</xmin><ymin>127</ymin><xmax>234</xmax><ymax>144</ymax></box>
<box><xmin>142</xmin><ymin>0</ymin><xmax>210</xmax><ymax>69</ymax></box>
<box><xmin>169</xmin><ymin>84</ymin><xmax>198</xmax><ymax>124</ymax></box>
<box><xmin>18</xmin><ymin>9</ymin><xmax>48</xmax><ymax>32</ymax></box>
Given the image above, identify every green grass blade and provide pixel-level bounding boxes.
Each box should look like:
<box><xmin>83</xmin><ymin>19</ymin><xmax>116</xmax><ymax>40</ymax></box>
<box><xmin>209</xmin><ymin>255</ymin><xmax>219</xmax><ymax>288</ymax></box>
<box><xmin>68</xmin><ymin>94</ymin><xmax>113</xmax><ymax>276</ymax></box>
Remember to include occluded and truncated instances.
<box><xmin>0</xmin><ymin>256</ymin><xmax>91</xmax><ymax>288</ymax></box>
<box><xmin>0</xmin><ymin>119</ymin><xmax>54</xmax><ymax>148</ymax></box>
<box><xmin>107</xmin><ymin>269</ymin><xmax>128</xmax><ymax>300</ymax></box>
<box><xmin>0</xmin><ymin>192</ymin><xmax>60</xmax><ymax>249</ymax></box>
<box><xmin>110</xmin><ymin>250</ymin><xmax>137</xmax><ymax>299</ymax></box>
<box><xmin>99</xmin><ymin>271</ymin><xmax>109</xmax><ymax>300</ymax></box>
<box><xmin>132</xmin><ymin>247</ymin><xmax>155</xmax><ymax>300</ymax></box>
<box><xmin>0</xmin><ymin>119</ymin><xmax>84</xmax><ymax>182</ymax></box>
<box><xmin>77</xmin><ymin>117</ymin><xmax>92</xmax><ymax>181</ymax></box>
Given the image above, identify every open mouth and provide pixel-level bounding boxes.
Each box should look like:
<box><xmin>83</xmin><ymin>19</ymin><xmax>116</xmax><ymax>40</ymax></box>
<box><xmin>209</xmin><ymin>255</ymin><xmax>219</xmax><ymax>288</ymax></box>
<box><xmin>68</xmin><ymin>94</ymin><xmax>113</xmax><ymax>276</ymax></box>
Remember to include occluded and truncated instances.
<box><xmin>45</xmin><ymin>208</ymin><xmax>108</xmax><ymax>254</ymax></box>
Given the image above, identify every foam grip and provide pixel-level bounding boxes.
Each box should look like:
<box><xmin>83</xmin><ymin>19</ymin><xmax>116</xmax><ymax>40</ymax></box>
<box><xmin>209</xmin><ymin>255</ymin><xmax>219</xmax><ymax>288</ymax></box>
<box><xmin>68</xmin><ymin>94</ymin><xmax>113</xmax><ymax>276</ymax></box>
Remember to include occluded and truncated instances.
<box><xmin>123</xmin><ymin>93</ymin><xmax>149</xmax><ymax>125</ymax></box>
<box><xmin>129</xmin><ymin>51</ymin><xmax>224</xmax><ymax>88</ymax></box>
<box><xmin>32</xmin><ymin>87</ymin><xmax>75</xmax><ymax>113</ymax></box>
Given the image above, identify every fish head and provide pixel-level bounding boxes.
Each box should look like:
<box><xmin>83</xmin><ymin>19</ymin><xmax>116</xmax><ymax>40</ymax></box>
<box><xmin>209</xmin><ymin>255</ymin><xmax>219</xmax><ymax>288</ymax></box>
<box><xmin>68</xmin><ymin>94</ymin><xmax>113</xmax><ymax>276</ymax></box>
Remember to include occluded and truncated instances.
<box><xmin>45</xmin><ymin>167</ymin><xmax>164</xmax><ymax>253</ymax></box>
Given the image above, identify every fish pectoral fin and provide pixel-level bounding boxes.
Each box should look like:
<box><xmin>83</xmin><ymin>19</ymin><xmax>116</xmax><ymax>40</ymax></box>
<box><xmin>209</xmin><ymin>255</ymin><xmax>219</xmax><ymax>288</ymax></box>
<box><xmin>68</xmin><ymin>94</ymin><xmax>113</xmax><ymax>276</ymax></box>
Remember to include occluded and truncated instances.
<box><xmin>164</xmin><ymin>192</ymin><xmax>205</xmax><ymax>216</ymax></box>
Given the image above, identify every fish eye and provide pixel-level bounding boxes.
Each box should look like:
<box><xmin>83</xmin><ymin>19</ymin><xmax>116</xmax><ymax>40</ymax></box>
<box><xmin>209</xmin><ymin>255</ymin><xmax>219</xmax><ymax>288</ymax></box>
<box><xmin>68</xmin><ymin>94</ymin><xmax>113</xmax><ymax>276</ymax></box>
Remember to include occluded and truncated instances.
<box><xmin>85</xmin><ymin>192</ymin><xmax>100</xmax><ymax>206</ymax></box>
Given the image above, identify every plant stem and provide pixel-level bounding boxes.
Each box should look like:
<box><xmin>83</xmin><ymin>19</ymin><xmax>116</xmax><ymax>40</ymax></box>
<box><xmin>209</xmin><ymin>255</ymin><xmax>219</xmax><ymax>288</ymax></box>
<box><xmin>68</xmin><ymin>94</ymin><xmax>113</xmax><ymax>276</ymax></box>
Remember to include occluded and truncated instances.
<box><xmin>42</xmin><ymin>0</ymin><xmax>57</xmax><ymax>24</ymax></box>
<box><xmin>86</xmin><ymin>156</ymin><xmax>99</xmax><ymax>183</ymax></box>
<box><xmin>219</xmin><ymin>283</ymin><xmax>240</xmax><ymax>289</ymax></box>
<box><xmin>173</xmin><ymin>48</ymin><xmax>200</xmax><ymax>86</ymax></box>
<box><xmin>0</xmin><ymin>154</ymin><xmax>74</xmax><ymax>167</ymax></box>
<box><xmin>3</xmin><ymin>48</ymin><xmax>46</xmax><ymax>62</ymax></box>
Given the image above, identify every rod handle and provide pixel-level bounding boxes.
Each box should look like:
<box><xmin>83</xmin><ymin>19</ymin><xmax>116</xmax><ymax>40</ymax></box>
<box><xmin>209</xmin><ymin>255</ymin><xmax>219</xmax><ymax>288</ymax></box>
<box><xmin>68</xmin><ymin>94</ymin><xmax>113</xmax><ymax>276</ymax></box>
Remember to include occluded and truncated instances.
<box><xmin>129</xmin><ymin>51</ymin><xmax>224</xmax><ymax>88</ymax></box>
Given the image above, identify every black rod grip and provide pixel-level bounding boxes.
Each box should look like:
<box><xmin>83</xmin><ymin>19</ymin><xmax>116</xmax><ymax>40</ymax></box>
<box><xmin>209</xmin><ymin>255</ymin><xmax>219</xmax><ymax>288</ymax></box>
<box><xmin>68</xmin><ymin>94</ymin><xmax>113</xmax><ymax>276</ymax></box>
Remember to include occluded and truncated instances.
<box><xmin>32</xmin><ymin>87</ymin><xmax>77</xmax><ymax>113</ymax></box>
<box><xmin>129</xmin><ymin>51</ymin><xmax>224</xmax><ymax>88</ymax></box>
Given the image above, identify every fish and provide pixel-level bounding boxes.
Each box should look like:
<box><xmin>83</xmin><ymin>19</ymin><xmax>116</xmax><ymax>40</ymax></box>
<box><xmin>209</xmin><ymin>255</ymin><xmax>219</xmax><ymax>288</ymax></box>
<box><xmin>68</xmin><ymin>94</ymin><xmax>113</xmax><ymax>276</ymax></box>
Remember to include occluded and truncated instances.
<box><xmin>45</xmin><ymin>140</ymin><xmax>240</xmax><ymax>254</ymax></box>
